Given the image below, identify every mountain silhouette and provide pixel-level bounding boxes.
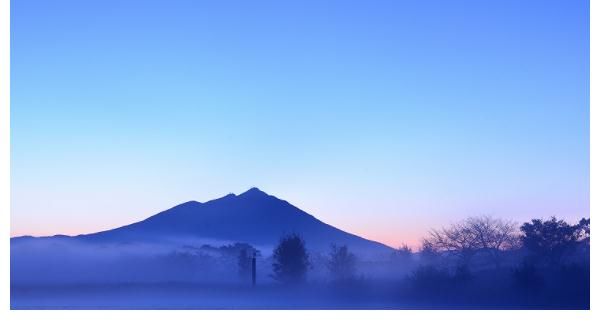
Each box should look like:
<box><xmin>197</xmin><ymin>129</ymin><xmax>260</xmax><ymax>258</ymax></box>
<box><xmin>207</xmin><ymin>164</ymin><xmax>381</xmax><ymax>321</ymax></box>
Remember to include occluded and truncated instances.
<box><xmin>14</xmin><ymin>188</ymin><xmax>393</xmax><ymax>255</ymax></box>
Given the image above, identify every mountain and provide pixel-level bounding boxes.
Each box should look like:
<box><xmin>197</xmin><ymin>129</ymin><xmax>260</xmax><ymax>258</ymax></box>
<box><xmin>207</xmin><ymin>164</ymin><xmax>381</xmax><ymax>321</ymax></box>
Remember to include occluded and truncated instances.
<box><xmin>13</xmin><ymin>188</ymin><xmax>393</xmax><ymax>256</ymax></box>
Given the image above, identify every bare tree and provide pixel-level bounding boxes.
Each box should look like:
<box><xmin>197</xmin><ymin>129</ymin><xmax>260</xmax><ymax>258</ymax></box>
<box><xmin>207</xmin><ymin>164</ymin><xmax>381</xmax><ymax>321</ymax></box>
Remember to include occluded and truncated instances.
<box><xmin>465</xmin><ymin>216</ymin><xmax>519</xmax><ymax>267</ymax></box>
<box><xmin>427</xmin><ymin>222</ymin><xmax>478</xmax><ymax>266</ymax></box>
<box><xmin>425</xmin><ymin>216</ymin><xmax>519</xmax><ymax>268</ymax></box>
<box><xmin>419</xmin><ymin>239</ymin><xmax>439</xmax><ymax>262</ymax></box>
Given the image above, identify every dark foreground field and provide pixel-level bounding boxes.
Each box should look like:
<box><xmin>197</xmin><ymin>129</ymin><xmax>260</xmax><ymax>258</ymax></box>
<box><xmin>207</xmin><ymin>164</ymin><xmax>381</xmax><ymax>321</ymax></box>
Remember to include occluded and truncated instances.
<box><xmin>11</xmin><ymin>276</ymin><xmax>589</xmax><ymax>310</ymax></box>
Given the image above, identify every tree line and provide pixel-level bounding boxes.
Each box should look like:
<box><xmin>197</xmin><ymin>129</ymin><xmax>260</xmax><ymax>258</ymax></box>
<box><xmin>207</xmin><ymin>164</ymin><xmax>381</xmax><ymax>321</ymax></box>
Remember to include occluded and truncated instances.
<box><xmin>256</xmin><ymin>216</ymin><xmax>590</xmax><ymax>286</ymax></box>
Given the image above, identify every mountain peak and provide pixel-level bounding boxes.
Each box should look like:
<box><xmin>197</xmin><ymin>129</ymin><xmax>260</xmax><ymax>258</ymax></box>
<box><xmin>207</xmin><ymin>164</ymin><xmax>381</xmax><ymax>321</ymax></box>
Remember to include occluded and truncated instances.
<box><xmin>239</xmin><ymin>187</ymin><xmax>268</xmax><ymax>197</ymax></box>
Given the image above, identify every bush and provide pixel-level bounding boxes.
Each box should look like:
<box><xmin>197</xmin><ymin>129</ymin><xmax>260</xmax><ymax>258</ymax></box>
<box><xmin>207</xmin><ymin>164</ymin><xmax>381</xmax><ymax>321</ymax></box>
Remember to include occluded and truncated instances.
<box><xmin>410</xmin><ymin>265</ymin><xmax>452</xmax><ymax>291</ymax></box>
<box><xmin>512</xmin><ymin>261</ymin><xmax>544</xmax><ymax>292</ymax></box>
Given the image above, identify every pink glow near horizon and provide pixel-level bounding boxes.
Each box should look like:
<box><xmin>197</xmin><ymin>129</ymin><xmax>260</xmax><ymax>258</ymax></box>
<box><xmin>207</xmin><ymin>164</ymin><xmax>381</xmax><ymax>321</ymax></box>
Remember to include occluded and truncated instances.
<box><xmin>10</xmin><ymin>221</ymin><xmax>425</xmax><ymax>250</ymax></box>
<box><xmin>10</xmin><ymin>186</ymin><xmax>589</xmax><ymax>251</ymax></box>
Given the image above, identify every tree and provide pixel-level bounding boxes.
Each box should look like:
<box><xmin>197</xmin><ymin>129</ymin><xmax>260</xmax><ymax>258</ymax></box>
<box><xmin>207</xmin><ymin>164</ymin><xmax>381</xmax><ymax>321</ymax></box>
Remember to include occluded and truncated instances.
<box><xmin>215</xmin><ymin>243</ymin><xmax>259</xmax><ymax>279</ymax></box>
<box><xmin>271</xmin><ymin>234</ymin><xmax>310</xmax><ymax>284</ymax></box>
<box><xmin>575</xmin><ymin>218</ymin><xmax>590</xmax><ymax>258</ymax></box>
<box><xmin>575</xmin><ymin>218</ymin><xmax>590</xmax><ymax>245</ymax></box>
<box><xmin>418</xmin><ymin>239</ymin><xmax>439</xmax><ymax>264</ymax></box>
<box><xmin>426</xmin><ymin>221</ymin><xmax>479</xmax><ymax>266</ymax></box>
<box><xmin>425</xmin><ymin>216</ymin><xmax>519</xmax><ymax>268</ymax></box>
<box><xmin>520</xmin><ymin>217</ymin><xmax>581</xmax><ymax>265</ymax></box>
<box><xmin>465</xmin><ymin>216</ymin><xmax>519</xmax><ymax>267</ymax></box>
<box><xmin>397</xmin><ymin>243</ymin><xmax>413</xmax><ymax>257</ymax></box>
<box><xmin>390</xmin><ymin>243</ymin><xmax>413</xmax><ymax>264</ymax></box>
<box><xmin>327</xmin><ymin>244</ymin><xmax>357</xmax><ymax>282</ymax></box>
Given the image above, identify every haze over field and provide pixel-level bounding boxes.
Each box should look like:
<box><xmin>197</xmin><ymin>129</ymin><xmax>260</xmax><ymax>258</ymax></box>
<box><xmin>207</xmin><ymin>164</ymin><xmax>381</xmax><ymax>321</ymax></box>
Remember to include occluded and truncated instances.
<box><xmin>10</xmin><ymin>189</ymin><xmax>590</xmax><ymax>309</ymax></box>
<box><xmin>11</xmin><ymin>189</ymin><xmax>393</xmax><ymax>288</ymax></box>
<box><xmin>10</xmin><ymin>0</ymin><xmax>589</xmax><ymax>310</ymax></box>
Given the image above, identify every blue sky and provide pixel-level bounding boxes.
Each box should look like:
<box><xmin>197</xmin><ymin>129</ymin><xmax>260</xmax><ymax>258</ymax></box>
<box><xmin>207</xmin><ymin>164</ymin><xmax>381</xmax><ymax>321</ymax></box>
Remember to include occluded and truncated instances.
<box><xmin>11</xmin><ymin>0</ymin><xmax>589</xmax><ymax>247</ymax></box>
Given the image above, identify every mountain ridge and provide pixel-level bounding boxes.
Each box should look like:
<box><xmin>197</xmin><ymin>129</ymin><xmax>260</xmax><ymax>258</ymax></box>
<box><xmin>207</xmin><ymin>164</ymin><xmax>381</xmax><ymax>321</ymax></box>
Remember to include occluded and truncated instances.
<box><xmin>12</xmin><ymin>188</ymin><xmax>394</xmax><ymax>255</ymax></box>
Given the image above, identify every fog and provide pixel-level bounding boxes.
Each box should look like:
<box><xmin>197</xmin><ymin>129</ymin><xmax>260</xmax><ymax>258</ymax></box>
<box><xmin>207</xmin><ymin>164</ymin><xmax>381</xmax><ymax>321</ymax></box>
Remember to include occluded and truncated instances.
<box><xmin>10</xmin><ymin>238</ymin><xmax>413</xmax><ymax>286</ymax></box>
<box><xmin>10</xmin><ymin>218</ymin><xmax>590</xmax><ymax>310</ymax></box>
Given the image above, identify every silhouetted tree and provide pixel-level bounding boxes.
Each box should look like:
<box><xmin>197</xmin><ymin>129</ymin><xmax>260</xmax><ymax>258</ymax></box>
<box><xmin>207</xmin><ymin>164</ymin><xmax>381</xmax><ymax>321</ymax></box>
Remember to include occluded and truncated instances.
<box><xmin>327</xmin><ymin>244</ymin><xmax>357</xmax><ymax>282</ymax></box>
<box><xmin>426</xmin><ymin>221</ymin><xmax>478</xmax><ymax>267</ymax></box>
<box><xmin>466</xmin><ymin>216</ymin><xmax>519</xmax><ymax>267</ymax></box>
<box><xmin>418</xmin><ymin>239</ymin><xmax>440</xmax><ymax>265</ymax></box>
<box><xmin>271</xmin><ymin>234</ymin><xmax>310</xmax><ymax>284</ymax></box>
<box><xmin>576</xmin><ymin>218</ymin><xmax>590</xmax><ymax>245</ymax></box>
<box><xmin>520</xmin><ymin>217</ymin><xmax>582</xmax><ymax>265</ymax></box>
<box><xmin>213</xmin><ymin>243</ymin><xmax>260</xmax><ymax>279</ymax></box>
<box><xmin>219</xmin><ymin>243</ymin><xmax>260</xmax><ymax>258</ymax></box>
<box><xmin>397</xmin><ymin>243</ymin><xmax>413</xmax><ymax>256</ymax></box>
<box><xmin>391</xmin><ymin>243</ymin><xmax>413</xmax><ymax>263</ymax></box>
<box><xmin>426</xmin><ymin>216</ymin><xmax>518</xmax><ymax>268</ymax></box>
<box><xmin>575</xmin><ymin>218</ymin><xmax>590</xmax><ymax>259</ymax></box>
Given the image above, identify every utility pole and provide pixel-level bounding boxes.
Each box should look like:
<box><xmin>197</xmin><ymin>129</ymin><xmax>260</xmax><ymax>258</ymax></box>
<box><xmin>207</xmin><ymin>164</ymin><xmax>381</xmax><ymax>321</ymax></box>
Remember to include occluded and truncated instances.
<box><xmin>251</xmin><ymin>251</ymin><xmax>256</xmax><ymax>287</ymax></box>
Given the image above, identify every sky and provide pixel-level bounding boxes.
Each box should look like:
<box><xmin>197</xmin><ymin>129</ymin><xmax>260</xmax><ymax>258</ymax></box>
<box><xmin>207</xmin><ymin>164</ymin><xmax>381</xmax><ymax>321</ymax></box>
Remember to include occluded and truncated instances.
<box><xmin>11</xmin><ymin>0</ymin><xmax>589</xmax><ymax>248</ymax></box>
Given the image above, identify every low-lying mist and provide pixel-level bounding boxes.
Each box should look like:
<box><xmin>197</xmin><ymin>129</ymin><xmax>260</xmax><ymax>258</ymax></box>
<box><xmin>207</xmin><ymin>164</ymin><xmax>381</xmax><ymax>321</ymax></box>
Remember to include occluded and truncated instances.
<box><xmin>10</xmin><ymin>238</ymin><xmax>412</xmax><ymax>287</ymax></box>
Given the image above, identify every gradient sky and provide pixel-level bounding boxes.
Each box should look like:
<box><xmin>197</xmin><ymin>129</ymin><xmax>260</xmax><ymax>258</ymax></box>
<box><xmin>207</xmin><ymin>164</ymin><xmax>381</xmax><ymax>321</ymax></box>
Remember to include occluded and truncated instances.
<box><xmin>11</xmin><ymin>0</ymin><xmax>589</xmax><ymax>248</ymax></box>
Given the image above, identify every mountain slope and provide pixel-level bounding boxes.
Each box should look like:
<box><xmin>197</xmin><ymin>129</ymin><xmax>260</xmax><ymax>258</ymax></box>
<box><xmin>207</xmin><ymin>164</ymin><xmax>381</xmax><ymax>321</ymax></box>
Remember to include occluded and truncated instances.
<box><xmin>14</xmin><ymin>188</ymin><xmax>394</xmax><ymax>255</ymax></box>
